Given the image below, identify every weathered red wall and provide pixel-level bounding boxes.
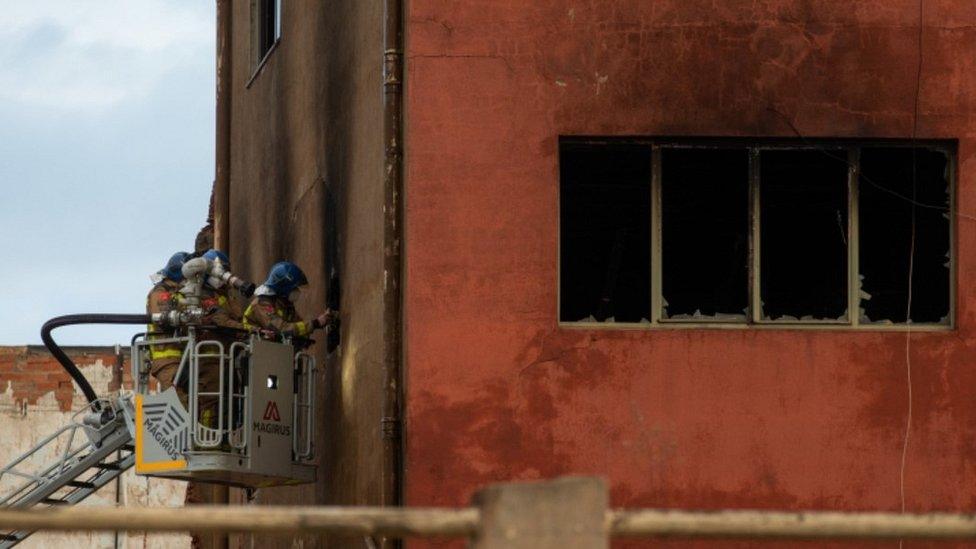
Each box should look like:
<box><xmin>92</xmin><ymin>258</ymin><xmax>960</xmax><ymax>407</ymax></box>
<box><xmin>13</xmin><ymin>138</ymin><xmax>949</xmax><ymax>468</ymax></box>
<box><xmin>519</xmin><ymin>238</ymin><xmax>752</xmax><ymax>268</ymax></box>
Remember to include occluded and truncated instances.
<box><xmin>404</xmin><ymin>1</ymin><xmax>976</xmax><ymax>547</ymax></box>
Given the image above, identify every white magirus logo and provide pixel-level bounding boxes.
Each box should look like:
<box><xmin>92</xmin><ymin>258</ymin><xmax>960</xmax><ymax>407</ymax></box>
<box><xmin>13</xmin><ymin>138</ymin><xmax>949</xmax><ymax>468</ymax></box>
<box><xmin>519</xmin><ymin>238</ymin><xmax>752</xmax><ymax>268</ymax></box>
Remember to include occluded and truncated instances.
<box><xmin>142</xmin><ymin>401</ymin><xmax>187</xmax><ymax>460</ymax></box>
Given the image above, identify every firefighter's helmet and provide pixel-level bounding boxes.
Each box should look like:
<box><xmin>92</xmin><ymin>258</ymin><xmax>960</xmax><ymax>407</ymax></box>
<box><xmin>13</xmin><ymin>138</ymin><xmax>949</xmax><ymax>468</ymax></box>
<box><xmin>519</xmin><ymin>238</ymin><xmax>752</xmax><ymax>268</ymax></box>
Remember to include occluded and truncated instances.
<box><xmin>203</xmin><ymin>249</ymin><xmax>231</xmax><ymax>270</ymax></box>
<box><xmin>260</xmin><ymin>261</ymin><xmax>309</xmax><ymax>296</ymax></box>
<box><xmin>156</xmin><ymin>251</ymin><xmax>190</xmax><ymax>283</ymax></box>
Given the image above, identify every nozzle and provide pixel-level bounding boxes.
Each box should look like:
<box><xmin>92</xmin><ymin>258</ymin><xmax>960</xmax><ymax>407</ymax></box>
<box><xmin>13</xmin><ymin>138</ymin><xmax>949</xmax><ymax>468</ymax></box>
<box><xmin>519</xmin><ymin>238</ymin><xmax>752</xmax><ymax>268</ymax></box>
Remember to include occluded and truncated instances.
<box><xmin>182</xmin><ymin>256</ymin><xmax>254</xmax><ymax>296</ymax></box>
<box><xmin>218</xmin><ymin>271</ymin><xmax>255</xmax><ymax>297</ymax></box>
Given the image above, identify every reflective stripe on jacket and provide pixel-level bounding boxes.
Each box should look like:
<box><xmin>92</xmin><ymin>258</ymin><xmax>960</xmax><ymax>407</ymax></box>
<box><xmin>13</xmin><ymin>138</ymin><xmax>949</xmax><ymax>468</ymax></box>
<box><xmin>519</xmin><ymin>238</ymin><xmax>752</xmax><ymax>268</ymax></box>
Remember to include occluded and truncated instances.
<box><xmin>243</xmin><ymin>296</ymin><xmax>309</xmax><ymax>337</ymax></box>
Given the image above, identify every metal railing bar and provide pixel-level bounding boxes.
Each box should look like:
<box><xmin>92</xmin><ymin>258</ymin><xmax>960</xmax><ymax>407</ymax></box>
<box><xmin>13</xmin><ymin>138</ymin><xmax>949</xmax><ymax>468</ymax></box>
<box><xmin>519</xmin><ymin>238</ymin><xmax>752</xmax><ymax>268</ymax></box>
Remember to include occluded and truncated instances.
<box><xmin>0</xmin><ymin>506</ymin><xmax>481</xmax><ymax>537</ymax></box>
<box><xmin>607</xmin><ymin>509</ymin><xmax>976</xmax><ymax>539</ymax></box>
<box><xmin>2</xmin><ymin>506</ymin><xmax>976</xmax><ymax>540</ymax></box>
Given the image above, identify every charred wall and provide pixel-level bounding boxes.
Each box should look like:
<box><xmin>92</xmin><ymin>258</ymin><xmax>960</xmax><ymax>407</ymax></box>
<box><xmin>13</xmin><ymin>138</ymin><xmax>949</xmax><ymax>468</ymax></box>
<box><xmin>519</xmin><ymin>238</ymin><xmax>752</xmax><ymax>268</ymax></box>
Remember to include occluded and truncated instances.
<box><xmin>223</xmin><ymin>1</ymin><xmax>387</xmax><ymax>547</ymax></box>
<box><xmin>404</xmin><ymin>2</ymin><xmax>976</xmax><ymax>548</ymax></box>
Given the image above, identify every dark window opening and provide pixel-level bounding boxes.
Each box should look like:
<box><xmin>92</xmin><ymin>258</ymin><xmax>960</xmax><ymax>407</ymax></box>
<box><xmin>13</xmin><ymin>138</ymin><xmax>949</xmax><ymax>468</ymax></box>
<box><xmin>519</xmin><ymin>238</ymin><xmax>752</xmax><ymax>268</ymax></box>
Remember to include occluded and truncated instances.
<box><xmin>560</xmin><ymin>143</ymin><xmax>651</xmax><ymax>322</ymax></box>
<box><xmin>558</xmin><ymin>138</ymin><xmax>954</xmax><ymax>328</ymax></box>
<box><xmin>760</xmin><ymin>150</ymin><xmax>849</xmax><ymax>320</ymax></box>
<box><xmin>859</xmin><ymin>148</ymin><xmax>950</xmax><ymax>324</ymax></box>
<box><xmin>661</xmin><ymin>148</ymin><xmax>749</xmax><ymax>320</ymax></box>
<box><xmin>257</xmin><ymin>0</ymin><xmax>281</xmax><ymax>61</ymax></box>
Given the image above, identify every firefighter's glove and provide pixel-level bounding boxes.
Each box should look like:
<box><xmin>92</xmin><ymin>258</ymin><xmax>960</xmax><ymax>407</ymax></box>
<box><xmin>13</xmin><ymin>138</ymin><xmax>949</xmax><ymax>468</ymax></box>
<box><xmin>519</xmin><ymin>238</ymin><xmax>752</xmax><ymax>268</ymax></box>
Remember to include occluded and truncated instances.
<box><xmin>312</xmin><ymin>309</ymin><xmax>338</xmax><ymax>330</ymax></box>
<box><xmin>240</xmin><ymin>282</ymin><xmax>257</xmax><ymax>298</ymax></box>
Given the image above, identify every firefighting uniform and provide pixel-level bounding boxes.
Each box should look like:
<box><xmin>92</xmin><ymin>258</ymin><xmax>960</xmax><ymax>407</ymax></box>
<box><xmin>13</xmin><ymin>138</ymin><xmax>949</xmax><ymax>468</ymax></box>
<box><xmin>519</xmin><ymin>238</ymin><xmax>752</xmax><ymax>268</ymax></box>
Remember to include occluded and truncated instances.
<box><xmin>146</xmin><ymin>279</ymin><xmax>184</xmax><ymax>390</ymax></box>
<box><xmin>195</xmin><ymin>285</ymin><xmax>247</xmax><ymax>427</ymax></box>
<box><xmin>242</xmin><ymin>295</ymin><xmax>312</xmax><ymax>337</ymax></box>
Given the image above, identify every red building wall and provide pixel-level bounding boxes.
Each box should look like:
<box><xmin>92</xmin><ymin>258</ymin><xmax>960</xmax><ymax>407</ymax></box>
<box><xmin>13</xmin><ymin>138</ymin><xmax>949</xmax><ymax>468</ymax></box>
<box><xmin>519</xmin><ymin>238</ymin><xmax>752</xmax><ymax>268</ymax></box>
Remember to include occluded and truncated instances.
<box><xmin>404</xmin><ymin>1</ymin><xmax>976</xmax><ymax>547</ymax></box>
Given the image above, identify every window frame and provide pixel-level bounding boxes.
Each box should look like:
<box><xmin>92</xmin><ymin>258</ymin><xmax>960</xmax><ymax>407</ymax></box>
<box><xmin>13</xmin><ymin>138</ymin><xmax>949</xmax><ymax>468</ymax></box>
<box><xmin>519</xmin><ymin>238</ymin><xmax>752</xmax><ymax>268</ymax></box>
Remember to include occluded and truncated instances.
<box><xmin>247</xmin><ymin>0</ymin><xmax>283</xmax><ymax>88</ymax></box>
<box><xmin>557</xmin><ymin>137</ymin><xmax>957</xmax><ymax>331</ymax></box>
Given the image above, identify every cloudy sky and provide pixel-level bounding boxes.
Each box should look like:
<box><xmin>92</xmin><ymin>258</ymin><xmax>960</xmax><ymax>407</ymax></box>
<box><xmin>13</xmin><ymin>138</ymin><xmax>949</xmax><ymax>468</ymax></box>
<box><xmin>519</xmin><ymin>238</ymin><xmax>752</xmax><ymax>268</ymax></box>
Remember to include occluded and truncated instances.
<box><xmin>0</xmin><ymin>2</ymin><xmax>216</xmax><ymax>345</ymax></box>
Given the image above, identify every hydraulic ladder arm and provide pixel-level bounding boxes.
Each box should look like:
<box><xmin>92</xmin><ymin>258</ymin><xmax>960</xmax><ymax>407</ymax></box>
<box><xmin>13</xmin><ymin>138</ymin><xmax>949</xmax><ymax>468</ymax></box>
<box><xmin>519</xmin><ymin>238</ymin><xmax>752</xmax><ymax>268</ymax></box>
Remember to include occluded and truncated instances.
<box><xmin>0</xmin><ymin>315</ymin><xmax>149</xmax><ymax>547</ymax></box>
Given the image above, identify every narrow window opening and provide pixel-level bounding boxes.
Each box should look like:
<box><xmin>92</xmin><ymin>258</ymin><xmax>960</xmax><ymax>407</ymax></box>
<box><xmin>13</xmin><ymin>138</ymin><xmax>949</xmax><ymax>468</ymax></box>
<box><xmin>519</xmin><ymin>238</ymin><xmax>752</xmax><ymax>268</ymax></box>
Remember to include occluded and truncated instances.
<box><xmin>661</xmin><ymin>148</ymin><xmax>749</xmax><ymax>321</ymax></box>
<box><xmin>859</xmin><ymin>148</ymin><xmax>950</xmax><ymax>324</ymax></box>
<box><xmin>760</xmin><ymin>150</ymin><xmax>849</xmax><ymax>321</ymax></box>
<box><xmin>560</xmin><ymin>143</ymin><xmax>651</xmax><ymax>323</ymax></box>
<box><xmin>255</xmin><ymin>0</ymin><xmax>281</xmax><ymax>65</ymax></box>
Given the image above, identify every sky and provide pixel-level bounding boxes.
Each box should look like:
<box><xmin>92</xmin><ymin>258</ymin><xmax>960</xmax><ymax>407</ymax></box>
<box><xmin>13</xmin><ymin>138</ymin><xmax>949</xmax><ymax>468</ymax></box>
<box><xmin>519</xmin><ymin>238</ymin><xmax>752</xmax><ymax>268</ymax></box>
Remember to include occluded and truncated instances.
<box><xmin>0</xmin><ymin>2</ymin><xmax>216</xmax><ymax>345</ymax></box>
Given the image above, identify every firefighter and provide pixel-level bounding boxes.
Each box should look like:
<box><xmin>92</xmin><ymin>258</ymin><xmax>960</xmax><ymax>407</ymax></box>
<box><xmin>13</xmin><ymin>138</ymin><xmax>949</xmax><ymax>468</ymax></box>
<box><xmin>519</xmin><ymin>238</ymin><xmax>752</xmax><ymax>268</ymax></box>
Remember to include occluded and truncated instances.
<box><xmin>243</xmin><ymin>261</ymin><xmax>336</xmax><ymax>339</ymax></box>
<box><xmin>186</xmin><ymin>249</ymin><xmax>251</xmax><ymax>430</ymax></box>
<box><xmin>197</xmin><ymin>249</ymin><xmax>248</xmax><ymax>330</ymax></box>
<box><xmin>146</xmin><ymin>251</ymin><xmax>189</xmax><ymax>392</ymax></box>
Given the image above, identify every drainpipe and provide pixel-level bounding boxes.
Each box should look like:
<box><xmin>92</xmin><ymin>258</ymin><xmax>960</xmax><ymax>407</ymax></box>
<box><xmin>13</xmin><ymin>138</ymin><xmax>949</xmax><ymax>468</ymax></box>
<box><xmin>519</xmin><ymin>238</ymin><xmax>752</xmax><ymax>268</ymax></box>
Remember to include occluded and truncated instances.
<box><xmin>214</xmin><ymin>0</ymin><xmax>232</xmax><ymax>253</ymax></box>
<box><xmin>382</xmin><ymin>0</ymin><xmax>404</xmax><ymax>532</ymax></box>
<box><xmin>211</xmin><ymin>3</ymin><xmax>233</xmax><ymax>548</ymax></box>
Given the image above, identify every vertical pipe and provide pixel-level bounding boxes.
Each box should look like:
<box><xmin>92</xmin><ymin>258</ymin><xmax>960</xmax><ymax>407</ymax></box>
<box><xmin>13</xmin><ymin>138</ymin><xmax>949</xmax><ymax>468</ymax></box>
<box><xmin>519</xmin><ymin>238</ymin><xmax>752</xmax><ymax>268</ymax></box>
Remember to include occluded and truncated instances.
<box><xmin>214</xmin><ymin>0</ymin><xmax>233</xmax><ymax>253</ymax></box>
<box><xmin>382</xmin><ymin>0</ymin><xmax>405</xmax><ymax>541</ymax></box>
<box><xmin>113</xmin><ymin>346</ymin><xmax>124</xmax><ymax>549</ymax></box>
<box><xmin>212</xmin><ymin>4</ymin><xmax>233</xmax><ymax>548</ymax></box>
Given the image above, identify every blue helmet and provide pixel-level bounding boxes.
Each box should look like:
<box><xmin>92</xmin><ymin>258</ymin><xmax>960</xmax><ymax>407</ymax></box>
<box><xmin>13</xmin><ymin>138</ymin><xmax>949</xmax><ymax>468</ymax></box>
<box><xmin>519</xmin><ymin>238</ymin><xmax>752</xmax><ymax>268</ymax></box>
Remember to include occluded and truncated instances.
<box><xmin>262</xmin><ymin>261</ymin><xmax>308</xmax><ymax>295</ymax></box>
<box><xmin>159</xmin><ymin>252</ymin><xmax>190</xmax><ymax>282</ymax></box>
<box><xmin>203</xmin><ymin>249</ymin><xmax>231</xmax><ymax>270</ymax></box>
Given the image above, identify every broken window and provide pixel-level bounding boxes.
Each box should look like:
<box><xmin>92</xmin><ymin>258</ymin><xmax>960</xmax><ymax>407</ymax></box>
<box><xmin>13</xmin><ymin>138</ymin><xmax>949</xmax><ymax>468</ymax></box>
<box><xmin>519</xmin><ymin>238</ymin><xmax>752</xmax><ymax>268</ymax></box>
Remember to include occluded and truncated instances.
<box><xmin>760</xmin><ymin>150</ymin><xmax>849</xmax><ymax>321</ymax></box>
<box><xmin>661</xmin><ymin>148</ymin><xmax>749</xmax><ymax>320</ymax></box>
<box><xmin>558</xmin><ymin>138</ymin><xmax>954</xmax><ymax>328</ymax></box>
<box><xmin>559</xmin><ymin>142</ymin><xmax>651</xmax><ymax>323</ymax></box>
<box><xmin>859</xmin><ymin>148</ymin><xmax>950</xmax><ymax>324</ymax></box>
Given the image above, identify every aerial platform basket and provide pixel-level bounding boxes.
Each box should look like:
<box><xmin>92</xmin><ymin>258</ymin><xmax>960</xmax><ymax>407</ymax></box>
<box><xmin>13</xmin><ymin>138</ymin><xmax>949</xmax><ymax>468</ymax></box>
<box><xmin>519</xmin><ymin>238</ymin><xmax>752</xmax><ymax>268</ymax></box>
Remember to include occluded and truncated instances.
<box><xmin>0</xmin><ymin>318</ymin><xmax>319</xmax><ymax>547</ymax></box>
<box><xmin>129</xmin><ymin>331</ymin><xmax>317</xmax><ymax>488</ymax></box>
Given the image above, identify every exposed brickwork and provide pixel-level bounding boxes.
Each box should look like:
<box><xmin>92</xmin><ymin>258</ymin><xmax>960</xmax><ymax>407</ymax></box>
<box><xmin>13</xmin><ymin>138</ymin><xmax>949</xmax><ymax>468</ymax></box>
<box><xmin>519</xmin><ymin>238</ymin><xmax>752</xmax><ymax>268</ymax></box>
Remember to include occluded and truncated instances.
<box><xmin>0</xmin><ymin>345</ymin><xmax>189</xmax><ymax>548</ymax></box>
<box><xmin>0</xmin><ymin>346</ymin><xmax>130</xmax><ymax>412</ymax></box>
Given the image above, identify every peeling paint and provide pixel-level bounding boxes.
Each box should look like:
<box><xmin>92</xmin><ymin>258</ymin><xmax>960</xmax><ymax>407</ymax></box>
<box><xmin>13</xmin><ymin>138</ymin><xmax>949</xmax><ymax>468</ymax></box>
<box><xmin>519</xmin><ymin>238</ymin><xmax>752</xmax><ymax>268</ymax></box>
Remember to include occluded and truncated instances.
<box><xmin>594</xmin><ymin>73</ymin><xmax>608</xmax><ymax>95</ymax></box>
<box><xmin>405</xmin><ymin>3</ymin><xmax>976</xmax><ymax>547</ymax></box>
<box><xmin>0</xmin><ymin>348</ymin><xmax>188</xmax><ymax>548</ymax></box>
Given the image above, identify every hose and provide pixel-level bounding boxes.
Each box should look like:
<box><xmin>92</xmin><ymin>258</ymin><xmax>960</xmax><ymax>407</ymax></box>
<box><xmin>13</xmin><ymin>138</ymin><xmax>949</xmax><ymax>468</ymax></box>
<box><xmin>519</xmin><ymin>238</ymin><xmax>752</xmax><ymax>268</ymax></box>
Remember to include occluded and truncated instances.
<box><xmin>41</xmin><ymin>314</ymin><xmax>150</xmax><ymax>404</ymax></box>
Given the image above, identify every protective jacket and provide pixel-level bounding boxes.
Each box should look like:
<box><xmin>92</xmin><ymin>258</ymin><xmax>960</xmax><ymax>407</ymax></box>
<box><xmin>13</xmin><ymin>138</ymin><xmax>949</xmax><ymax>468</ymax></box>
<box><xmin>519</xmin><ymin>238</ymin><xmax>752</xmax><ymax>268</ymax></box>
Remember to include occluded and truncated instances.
<box><xmin>146</xmin><ymin>279</ymin><xmax>183</xmax><ymax>359</ymax></box>
<box><xmin>199</xmin><ymin>286</ymin><xmax>246</xmax><ymax>331</ymax></box>
<box><xmin>193</xmin><ymin>285</ymin><xmax>246</xmax><ymax>424</ymax></box>
<box><xmin>146</xmin><ymin>278</ymin><xmax>183</xmax><ymax>387</ymax></box>
<box><xmin>243</xmin><ymin>296</ymin><xmax>311</xmax><ymax>337</ymax></box>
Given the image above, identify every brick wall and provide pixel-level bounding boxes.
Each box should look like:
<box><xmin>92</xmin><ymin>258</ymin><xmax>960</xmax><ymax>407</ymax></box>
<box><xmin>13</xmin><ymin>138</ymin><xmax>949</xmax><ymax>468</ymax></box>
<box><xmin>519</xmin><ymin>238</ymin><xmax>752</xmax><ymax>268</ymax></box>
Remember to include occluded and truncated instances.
<box><xmin>0</xmin><ymin>346</ymin><xmax>125</xmax><ymax>412</ymax></box>
<box><xmin>0</xmin><ymin>346</ymin><xmax>189</xmax><ymax>549</ymax></box>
